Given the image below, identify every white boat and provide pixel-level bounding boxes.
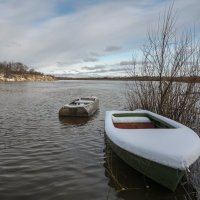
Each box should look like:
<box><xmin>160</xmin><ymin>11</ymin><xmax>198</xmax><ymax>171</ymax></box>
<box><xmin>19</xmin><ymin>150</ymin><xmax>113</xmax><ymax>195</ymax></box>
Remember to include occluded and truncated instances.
<box><xmin>105</xmin><ymin>109</ymin><xmax>200</xmax><ymax>191</ymax></box>
<box><xmin>59</xmin><ymin>96</ymin><xmax>99</xmax><ymax>117</ymax></box>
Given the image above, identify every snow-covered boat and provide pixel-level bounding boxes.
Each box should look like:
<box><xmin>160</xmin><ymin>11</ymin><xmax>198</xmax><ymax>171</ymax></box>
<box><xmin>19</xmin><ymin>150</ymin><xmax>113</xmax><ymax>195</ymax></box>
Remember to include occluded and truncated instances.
<box><xmin>59</xmin><ymin>97</ymin><xmax>99</xmax><ymax>117</ymax></box>
<box><xmin>104</xmin><ymin>110</ymin><xmax>200</xmax><ymax>191</ymax></box>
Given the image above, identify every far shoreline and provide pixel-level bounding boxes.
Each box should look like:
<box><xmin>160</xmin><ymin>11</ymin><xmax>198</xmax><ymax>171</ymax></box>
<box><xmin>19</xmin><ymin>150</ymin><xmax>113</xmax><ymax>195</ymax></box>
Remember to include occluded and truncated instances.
<box><xmin>56</xmin><ymin>76</ymin><xmax>200</xmax><ymax>83</ymax></box>
<box><xmin>1</xmin><ymin>74</ymin><xmax>200</xmax><ymax>83</ymax></box>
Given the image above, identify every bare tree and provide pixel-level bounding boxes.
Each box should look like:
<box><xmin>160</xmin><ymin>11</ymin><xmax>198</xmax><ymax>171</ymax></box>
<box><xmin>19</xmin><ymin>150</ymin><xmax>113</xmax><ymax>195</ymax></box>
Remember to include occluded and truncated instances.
<box><xmin>0</xmin><ymin>61</ymin><xmax>43</xmax><ymax>76</ymax></box>
<box><xmin>126</xmin><ymin>5</ymin><xmax>200</xmax><ymax>130</ymax></box>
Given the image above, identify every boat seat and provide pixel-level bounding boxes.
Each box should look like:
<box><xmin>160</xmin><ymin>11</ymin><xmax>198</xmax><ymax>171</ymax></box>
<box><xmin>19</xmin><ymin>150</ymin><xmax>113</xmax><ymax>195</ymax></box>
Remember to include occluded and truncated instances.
<box><xmin>114</xmin><ymin>122</ymin><xmax>155</xmax><ymax>129</ymax></box>
<box><xmin>112</xmin><ymin>116</ymin><xmax>151</xmax><ymax>123</ymax></box>
<box><xmin>75</xmin><ymin>100</ymin><xmax>93</xmax><ymax>104</ymax></box>
<box><xmin>112</xmin><ymin>116</ymin><xmax>155</xmax><ymax>129</ymax></box>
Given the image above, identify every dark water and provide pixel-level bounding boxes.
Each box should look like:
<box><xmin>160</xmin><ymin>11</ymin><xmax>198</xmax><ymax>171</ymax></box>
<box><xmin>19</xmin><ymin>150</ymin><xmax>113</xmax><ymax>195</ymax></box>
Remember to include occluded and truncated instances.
<box><xmin>0</xmin><ymin>80</ymin><xmax>196</xmax><ymax>200</ymax></box>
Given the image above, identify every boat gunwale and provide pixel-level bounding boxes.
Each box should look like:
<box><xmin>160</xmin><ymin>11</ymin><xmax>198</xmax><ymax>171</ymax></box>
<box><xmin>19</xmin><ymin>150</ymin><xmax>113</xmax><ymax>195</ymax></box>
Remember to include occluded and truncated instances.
<box><xmin>112</xmin><ymin>112</ymin><xmax>176</xmax><ymax>129</ymax></box>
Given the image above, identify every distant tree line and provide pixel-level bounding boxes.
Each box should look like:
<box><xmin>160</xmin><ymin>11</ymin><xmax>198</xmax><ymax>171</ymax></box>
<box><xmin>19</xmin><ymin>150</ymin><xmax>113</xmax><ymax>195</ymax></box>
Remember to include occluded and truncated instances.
<box><xmin>0</xmin><ymin>61</ymin><xmax>43</xmax><ymax>78</ymax></box>
<box><xmin>56</xmin><ymin>76</ymin><xmax>200</xmax><ymax>82</ymax></box>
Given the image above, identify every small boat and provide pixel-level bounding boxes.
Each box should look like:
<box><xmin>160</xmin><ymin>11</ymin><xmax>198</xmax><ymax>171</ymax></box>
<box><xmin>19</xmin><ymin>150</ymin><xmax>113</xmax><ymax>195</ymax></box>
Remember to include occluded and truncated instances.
<box><xmin>59</xmin><ymin>96</ymin><xmax>99</xmax><ymax>117</ymax></box>
<box><xmin>105</xmin><ymin>109</ymin><xmax>200</xmax><ymax>191</ymax></box>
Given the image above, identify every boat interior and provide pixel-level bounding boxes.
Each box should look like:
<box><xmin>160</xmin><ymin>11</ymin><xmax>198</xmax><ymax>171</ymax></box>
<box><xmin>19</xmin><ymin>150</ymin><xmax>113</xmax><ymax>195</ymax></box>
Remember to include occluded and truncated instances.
<box><xmin>70</xmin><ymin>98</ymin><xmax>95</xmax><ymax>106</ymax></box>
<box><xmin>112</xmin><ymin>113</ymin><xmax>176</xmax><ymax>129</ymax></box>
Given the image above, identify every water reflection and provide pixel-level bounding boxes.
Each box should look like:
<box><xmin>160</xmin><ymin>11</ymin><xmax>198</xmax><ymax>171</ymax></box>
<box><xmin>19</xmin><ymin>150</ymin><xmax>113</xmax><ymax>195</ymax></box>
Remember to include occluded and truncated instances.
<box><xmin>59</xmin><ymin>116</ymin><xmax>90</xmax><ymax>126</ymax></box>
<box><xmin>58</xmin><ymin>110</ymin><xmax>99</xmax><ymax>127</ymax></box>
<box><xmin>104</xmin><ymin>137</ymin><xmax>197</xmax><ymax>200</ymax></box>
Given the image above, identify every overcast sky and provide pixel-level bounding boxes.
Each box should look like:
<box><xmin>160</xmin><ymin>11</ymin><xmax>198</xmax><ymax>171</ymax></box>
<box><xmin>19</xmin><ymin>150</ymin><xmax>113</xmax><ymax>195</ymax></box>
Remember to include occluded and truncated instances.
<box><xmin>0</xmin><ymin>0</ymin><xmax>199</xmax><ymax>77</ymax></box>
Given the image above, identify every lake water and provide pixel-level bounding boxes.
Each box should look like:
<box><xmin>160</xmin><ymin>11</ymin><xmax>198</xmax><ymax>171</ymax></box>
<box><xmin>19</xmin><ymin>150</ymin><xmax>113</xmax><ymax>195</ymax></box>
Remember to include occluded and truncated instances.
<box><xmin>0</xmin><ymin>80</ymin><xmax>196</xmax><ymax>200</ymax></box>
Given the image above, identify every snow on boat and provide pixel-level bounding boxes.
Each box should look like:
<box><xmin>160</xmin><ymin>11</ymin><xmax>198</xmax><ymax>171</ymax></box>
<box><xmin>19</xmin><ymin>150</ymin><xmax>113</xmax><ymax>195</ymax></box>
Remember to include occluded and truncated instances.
<box><xmin>105</xmin><ymin>110</ymin><xmax>200</xmax><ymax>191</ymax></box>
<box><xmin>59</xmin><ymin>97</ymin><xmax>99</xmax><ymax>117</ymax></box>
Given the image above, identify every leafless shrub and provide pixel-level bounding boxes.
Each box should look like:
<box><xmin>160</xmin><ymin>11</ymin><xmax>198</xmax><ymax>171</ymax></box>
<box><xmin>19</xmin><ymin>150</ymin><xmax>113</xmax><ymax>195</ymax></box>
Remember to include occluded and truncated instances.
<box><xmin>126</xmin><ymin>5</ymin><xmax>200</xmax><ymax>129</ymax></box>
<box><xmin>126</xmin><ymin>4</ymin><xmax>200</xmax><ymax>195</ymax></box>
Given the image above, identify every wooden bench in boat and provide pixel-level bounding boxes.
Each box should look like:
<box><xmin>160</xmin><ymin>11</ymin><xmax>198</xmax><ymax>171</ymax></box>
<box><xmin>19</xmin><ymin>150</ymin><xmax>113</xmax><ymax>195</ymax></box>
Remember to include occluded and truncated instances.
<box><xmin>112</xmin><ymin>116</ymin><xmax>155</xmax><ymax>129</ymax></box>
<box><xmin>114</xmin><ymin>123</ymin><xmax>155</xmax><ymax>129</ymax></box>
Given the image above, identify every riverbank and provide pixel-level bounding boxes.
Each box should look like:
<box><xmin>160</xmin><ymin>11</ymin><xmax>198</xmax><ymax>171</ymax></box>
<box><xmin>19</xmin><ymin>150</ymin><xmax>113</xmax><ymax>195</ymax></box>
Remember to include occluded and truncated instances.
<box><xmin>0</xmin><ymin>73</ymin><xmax>56</xmax><ymax>82</ymax></box>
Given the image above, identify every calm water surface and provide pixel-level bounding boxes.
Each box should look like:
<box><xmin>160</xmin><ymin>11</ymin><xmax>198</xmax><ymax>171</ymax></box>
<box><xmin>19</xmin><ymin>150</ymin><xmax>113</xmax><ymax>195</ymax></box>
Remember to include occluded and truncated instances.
<box><xmin>0</xmin><ymin>80</ymin><xmax>196</xmax><ymax>200</ymax></box>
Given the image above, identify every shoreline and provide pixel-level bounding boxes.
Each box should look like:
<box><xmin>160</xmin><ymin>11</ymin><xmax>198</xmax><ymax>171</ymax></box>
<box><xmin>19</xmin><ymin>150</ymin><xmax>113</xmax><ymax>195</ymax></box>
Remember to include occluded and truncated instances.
<box><xmin>0</xmin><ymin>74</ymin><xmax>56</xmax><ymax>82</ymax></box>
<box><xmin>56</xmin><ymin>76</ymin><xmax>200</xmax><ymax>83</ymax></box>
<box><xmin>1</xmin><ymin>74</ymin><xmax>200</xmax><ymax>83</ymax></box>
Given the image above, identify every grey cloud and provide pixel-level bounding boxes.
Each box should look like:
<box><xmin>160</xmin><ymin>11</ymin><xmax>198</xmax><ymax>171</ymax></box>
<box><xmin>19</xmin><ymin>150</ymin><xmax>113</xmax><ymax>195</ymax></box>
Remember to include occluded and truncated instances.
<box><xmin>120</xmin><ymin>60</ymin><xmax>136</xmax><ymax>65</ymax></box>
<box><xmin>64</xmin><ymin>66</ymin><xmax>126</xmax><ymax>77</ymax></box>
<box><xmin>56</xmin><ymin>61</ymin><xmax>69</xmax><ymax>66</ymax></box>
<box><xmin>6</xmin><ymin>41</ymin><xmax>22</xmax><ymax>48</ymax></box>
<box><xmin>90</xmin><ymin>52</ymin><xmax>100</xmax><ymax>57</ymax></box>
<box><xmin>120</xmin><ymin>60</ymin><xmax>145</xmax><ymax>65</ymax></box>
<box><xmin>10</xmin><ymin>41</ymin><xmax>22</xmax><ymax>47</ymax></box>
<box><xmin>104</xmin><ymin>67</ymin><xmax>126</xmax><ymax>73</ymax></box>
<box><xmin>83</xmin><ymin>66</ymin><xmax>126</xmax><ymax>74</ymax></box>
<box><xmin>105</xmin><ymin>45</ymin><xmax>122</xmax><ymax>52</ymax></box>
<box><xmin>83</xmin><ymin>57</ymin><xmax>99</xmax><ymax>62</ymax></box>
<box><xmin>82</xmin><ymin>65</ymin><xmax>105</xmax><ymax>70</ymax></box>
<box><xmin>82</xmin><ymin>64</ymin><xmax>125</xmax><ymax>73</ymax></box>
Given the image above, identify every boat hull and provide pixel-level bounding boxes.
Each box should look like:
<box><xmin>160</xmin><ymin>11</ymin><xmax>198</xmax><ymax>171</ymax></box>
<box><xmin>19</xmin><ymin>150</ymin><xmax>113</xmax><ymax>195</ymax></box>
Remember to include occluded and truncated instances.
<box><xmin>108</xmin><ymin>138</ymin><xmax>185</xmax><ymax>191</ymax></box>
<box><xmin>59</xmin><ymin>98</ymin><xmax>99</xmax><ymax>117</ymax></box>
<box><xmin>104</xmin><ymin>110</ymin><xmax>200</xmax><ymax>191</ymax></box>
